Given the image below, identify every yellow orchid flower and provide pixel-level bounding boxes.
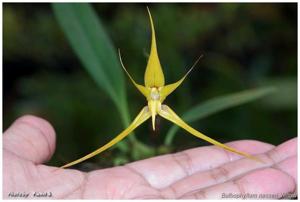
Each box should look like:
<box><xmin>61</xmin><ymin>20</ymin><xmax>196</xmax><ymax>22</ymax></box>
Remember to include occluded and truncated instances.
<box><xmin>61</xmin><ymin>8</ymin><xmax>261</xmax><ymax>169</ymax></box>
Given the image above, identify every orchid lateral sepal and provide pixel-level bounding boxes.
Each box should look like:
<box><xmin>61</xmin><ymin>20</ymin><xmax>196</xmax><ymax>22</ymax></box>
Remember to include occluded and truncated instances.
<box><xmin>60</xmin><ymin>107</ymin><xmax>151</xmax><ymax>168</ymax></box>
<box><xmin>158</xmin><ymin>105</ymin><xmax>263</xmax><ymax>163</ymax></box>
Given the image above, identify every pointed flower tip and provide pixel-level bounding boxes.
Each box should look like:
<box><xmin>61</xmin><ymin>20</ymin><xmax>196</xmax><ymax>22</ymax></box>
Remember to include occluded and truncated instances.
<box><xmin>146</xmin><ymin>6</ymin><xmax>152</xmax><ymax>19</ymax></box>
<box><xmin>152</xmin><ymin>121</ymin><xmax>156</xmax><ymax>131</ymax></box>
<box><xmin>184</xmin><ymin>54</ymin><xmax>204</xmax><ymax>77</ymax></box>
<box><xmin>152</xmin><ymin>114</ymin><xmax>156</xmax><ymax>131</ymax></box>
<box><xmin>146</xmin><ymin>6</ymin><xmax>155</xmax><ymax>42</ymax></box>
<box><xmin>144</xmin><ymin>7</ymin><xmax>165</xmax><ymax>87</ymax></box>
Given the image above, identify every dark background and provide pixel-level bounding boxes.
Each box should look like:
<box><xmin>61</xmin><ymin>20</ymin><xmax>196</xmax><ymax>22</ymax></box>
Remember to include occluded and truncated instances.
<box><xmin>3</xmin><ymin>3</ymin><xmax>297</xmax><ymax>169</ymax></box>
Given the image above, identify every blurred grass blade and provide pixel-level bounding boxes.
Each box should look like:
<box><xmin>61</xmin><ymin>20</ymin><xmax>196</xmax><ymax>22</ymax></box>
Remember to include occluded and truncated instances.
<box><xmin>258</xmin><ymin>77</ymin><xmax>297</xmax><ymax>109</ymax></box>
<box><xmin>164</xmin><ymin>87</ymin><xmax>276</xmax><ymax>146</ymax></box>
<box><xmin>52</xmin><ymin>3</ymin><xmax>135</xmax><ymax>152</ymax></box>
<box><xmin>52</xmin><ymin>3</ymin><xmax>129</xmax><ymax>122</ymax></box>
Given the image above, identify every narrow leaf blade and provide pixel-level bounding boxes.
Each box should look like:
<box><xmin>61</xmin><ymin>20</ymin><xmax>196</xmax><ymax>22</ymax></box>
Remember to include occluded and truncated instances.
<box><xmin>52</xmin><ymin>3</ymin><xmax>125</xmax><ymax>107</ymax></box>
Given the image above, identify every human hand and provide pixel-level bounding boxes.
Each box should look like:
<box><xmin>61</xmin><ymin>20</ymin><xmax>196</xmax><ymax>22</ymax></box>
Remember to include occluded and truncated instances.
<box><xmin>3</xmin><ymin>115</ymin><xmax>297</xmax><ymax>199</ymax></box>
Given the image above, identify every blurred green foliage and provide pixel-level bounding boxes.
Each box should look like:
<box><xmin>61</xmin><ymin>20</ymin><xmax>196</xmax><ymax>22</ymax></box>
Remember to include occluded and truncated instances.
<box><xmin>3</xmin><ymin>3</ymin><xmax>297</xmax><ymax>170</ymax></box>
<box><xmin>165</xmin><ymin>87</ymin><xmax>276</xmax><ymax>146</ymax></box>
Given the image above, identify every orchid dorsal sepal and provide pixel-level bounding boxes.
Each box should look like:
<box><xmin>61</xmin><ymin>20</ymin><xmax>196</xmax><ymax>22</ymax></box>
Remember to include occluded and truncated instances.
<box><xmin>144</xmin><ymin>6</ymin><xmax>165</xmax><ymax>88</ymax></box>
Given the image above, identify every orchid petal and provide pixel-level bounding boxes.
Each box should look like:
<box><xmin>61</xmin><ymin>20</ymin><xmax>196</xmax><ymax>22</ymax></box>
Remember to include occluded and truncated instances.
<box><xmin>61</xmin><ymin>107</ymin><xmax>151</xmax><ymax>168</ymax></box>
<box><xmin>158</xmin><ymin>105</ymin><xmax>262</xmax><ymax>162</ymax></box>
<box><xmin>118</xmin><ymin>49</ymin><xmax>150</xmax><ymax>97</ymax></box>
<box><xmin>144</xmin><ymin>7</ymin><xmax>165</xmax><ymax>88</ymax></box>
<box><xmin>160</xmin><ymin>55</ymin><xmax>203</xmax><ymax>101</ymax></box>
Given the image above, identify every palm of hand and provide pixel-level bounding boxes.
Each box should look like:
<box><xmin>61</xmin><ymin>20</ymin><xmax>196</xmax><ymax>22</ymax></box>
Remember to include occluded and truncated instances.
<box><xmin>3</xmin><ymin>116</ymin><xmax>297</xmax><ymax>199</ymax></box>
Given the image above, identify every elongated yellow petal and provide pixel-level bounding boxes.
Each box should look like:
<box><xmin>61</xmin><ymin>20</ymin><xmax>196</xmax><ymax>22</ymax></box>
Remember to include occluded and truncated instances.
<box><xmin>118</xmin><ymin>49</ymin><xmax>150</xmax><ymax>97</ymax></box>
<box><xmin>61</xmin><ymin>107</ymin><xmax>151</xmax><ymax>168</ymax></box>
<box><xmin>158</xmin><ymin>105</ymin><xmax>262</xmax><ymax>162</ymax></box>
<box><xmin>144</xmin><ymin>7</ymin><xmax>165</xmax><ymax>88</ymax></box>
<box><xmin>160</xmin><ymin>55</ymin><xmax>203</xmax><ymax>101</ymax></box>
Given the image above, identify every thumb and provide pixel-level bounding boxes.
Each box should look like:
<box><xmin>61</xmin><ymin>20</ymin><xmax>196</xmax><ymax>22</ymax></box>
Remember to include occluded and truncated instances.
<box><xmin>3</xmin><ymin>115</ymin><xmax>56</xmax><ymax>164</ymax></box>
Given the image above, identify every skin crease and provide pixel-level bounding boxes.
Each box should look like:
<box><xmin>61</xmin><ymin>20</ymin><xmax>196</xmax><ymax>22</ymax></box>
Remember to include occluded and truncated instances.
<box><xmin>3</xmin><ymin>115</ymin><xmax>297</xmax><ymax>199</ymax></box>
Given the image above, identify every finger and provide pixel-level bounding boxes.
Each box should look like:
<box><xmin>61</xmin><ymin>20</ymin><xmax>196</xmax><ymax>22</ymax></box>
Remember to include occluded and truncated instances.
<box><xmin>126</xmin><ymin>140</ymin><xmax>273</xmax><ymax>189</ymax></box>
<box><xmin>180</xmin><ymin>168</ymin><xmax>296</xmax><ymax>199</ymax></box>
<box><xmin>3</xmin><ymin>115</ymin><xmax>56</xmax><ymax>164</ymax></box>
<box><xmin>264</xmin><ymin>137</ymin><xmax>297</xmax><ymax>163</ymax></box>
<box><xmin>266</xmin><ymin>137</ymin><xmax>297</xmax><ymax>184</ymax></box>
<box><xmin>275</xmin><ymin>156</ymin><xmax>297</xmax><ymax>185</ymax></box>
<box><xmin>163</xmin><ymin>138</ymin><xmax>296</xmax><ymax>198</ymax></box>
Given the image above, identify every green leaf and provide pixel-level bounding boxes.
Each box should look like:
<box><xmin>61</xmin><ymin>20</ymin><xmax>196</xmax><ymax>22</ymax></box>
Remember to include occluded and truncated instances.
<box><xmin>52</xmin><ymin>3</ymin><xmax>129</xmax><ymax>121</ymax></box>
<box><xmin>164</xmin><ymin>87</ymin><xmax>276</xmax><ymax>146</ymax></box>
<box><xmin>52</xmin><ymin>3</ymin><xmax>134</xmax><ymax>151</ymax></box>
